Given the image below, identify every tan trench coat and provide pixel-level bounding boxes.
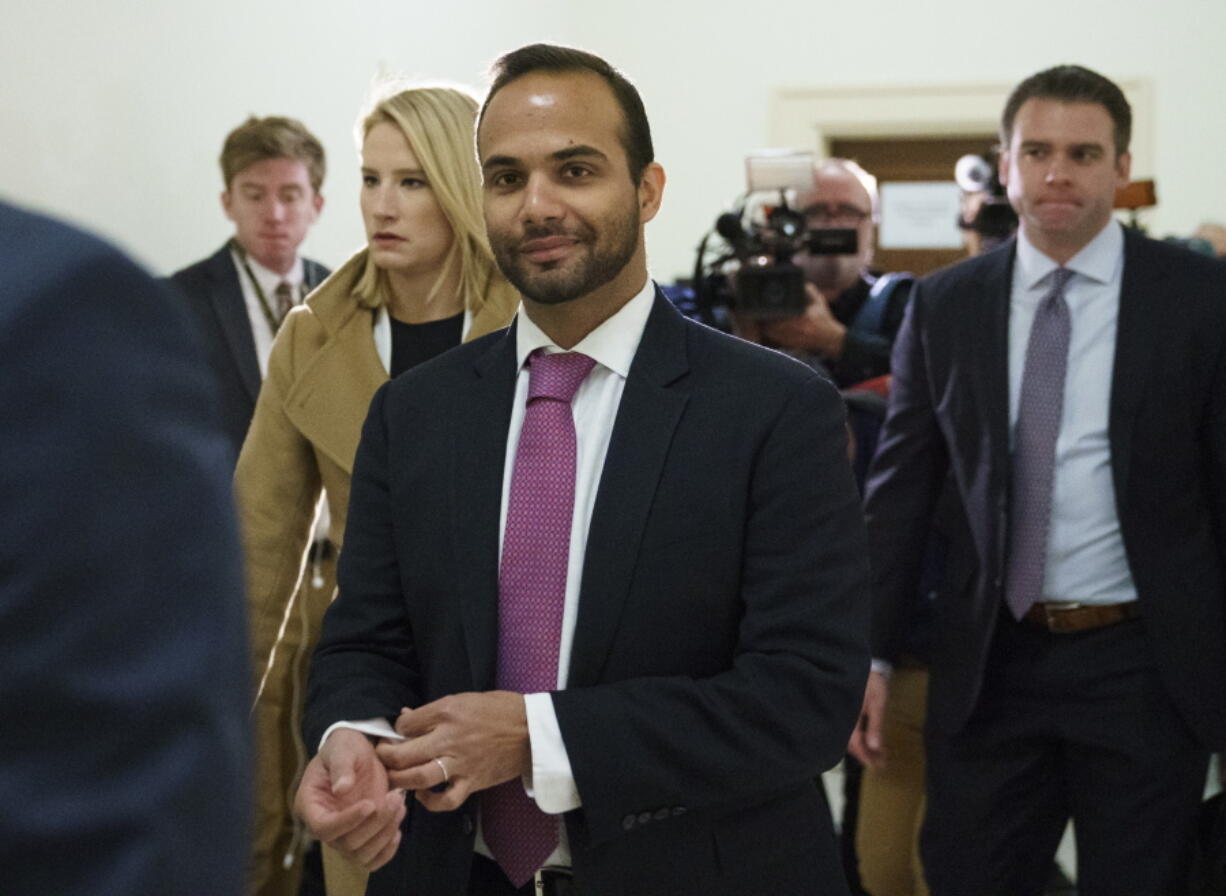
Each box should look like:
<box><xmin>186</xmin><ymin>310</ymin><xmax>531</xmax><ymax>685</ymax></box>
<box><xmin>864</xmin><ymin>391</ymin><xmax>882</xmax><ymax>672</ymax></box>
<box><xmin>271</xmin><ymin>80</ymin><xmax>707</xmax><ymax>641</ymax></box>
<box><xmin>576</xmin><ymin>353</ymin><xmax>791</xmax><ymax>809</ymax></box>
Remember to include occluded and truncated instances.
<box><xmin>236</xmin><ymin>250</ymin><xmax>512</xmax><ymax>896</ymax></box>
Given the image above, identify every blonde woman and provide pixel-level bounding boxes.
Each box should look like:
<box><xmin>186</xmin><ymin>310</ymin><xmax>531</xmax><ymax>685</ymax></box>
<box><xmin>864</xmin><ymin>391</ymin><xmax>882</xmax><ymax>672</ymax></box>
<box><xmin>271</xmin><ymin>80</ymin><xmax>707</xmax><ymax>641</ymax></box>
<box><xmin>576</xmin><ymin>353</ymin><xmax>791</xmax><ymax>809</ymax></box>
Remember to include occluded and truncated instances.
<box><xmin>237</xmin><ymin>84</ymin><xmax>518</xmax><ymax>896</ymax></box>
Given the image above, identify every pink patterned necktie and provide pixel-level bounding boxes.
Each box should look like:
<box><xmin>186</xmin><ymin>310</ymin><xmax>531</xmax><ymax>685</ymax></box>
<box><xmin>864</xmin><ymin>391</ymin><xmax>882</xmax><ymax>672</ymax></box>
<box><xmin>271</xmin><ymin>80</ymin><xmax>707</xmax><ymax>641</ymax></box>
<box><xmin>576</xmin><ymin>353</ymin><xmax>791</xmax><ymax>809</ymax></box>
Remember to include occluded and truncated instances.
<box><xmin>1005</xmin><ymin>267</ymin><xmax>1074</xmax><ymax>620</ymax></box>
<box><xmin>483</xmin><ymin>348</ymin><xmax>596</xmax><ymax>887</ymax></box>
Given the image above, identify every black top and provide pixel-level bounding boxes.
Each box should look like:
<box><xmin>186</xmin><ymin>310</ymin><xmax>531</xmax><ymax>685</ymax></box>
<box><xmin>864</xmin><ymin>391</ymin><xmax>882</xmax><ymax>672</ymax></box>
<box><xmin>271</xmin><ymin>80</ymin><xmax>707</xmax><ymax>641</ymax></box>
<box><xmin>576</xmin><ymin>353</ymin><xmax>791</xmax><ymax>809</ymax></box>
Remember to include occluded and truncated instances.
<box><xmin>827</xmin><ymin>273</ymin><xmax>911</xmax><ymax>389</ymax></box>
<box><xmin>389</xmin><ymin>311</ymin><xmax>464</xmax><ymax>378</ymax></box>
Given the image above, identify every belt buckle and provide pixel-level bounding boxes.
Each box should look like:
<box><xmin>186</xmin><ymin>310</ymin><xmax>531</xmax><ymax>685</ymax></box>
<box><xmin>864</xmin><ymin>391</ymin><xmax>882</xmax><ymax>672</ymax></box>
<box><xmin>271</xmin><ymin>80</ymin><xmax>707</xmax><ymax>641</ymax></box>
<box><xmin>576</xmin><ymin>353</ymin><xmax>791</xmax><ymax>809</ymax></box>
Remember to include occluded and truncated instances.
<box><xmin>1044</xmin><ymin>602</ymin><xmax>1081</xmax><ymax>634</ymax></box>
<box><xmin>534</xmin><ymin>866</ymin><xmax>573</xmax><ymax>895</ymax></box>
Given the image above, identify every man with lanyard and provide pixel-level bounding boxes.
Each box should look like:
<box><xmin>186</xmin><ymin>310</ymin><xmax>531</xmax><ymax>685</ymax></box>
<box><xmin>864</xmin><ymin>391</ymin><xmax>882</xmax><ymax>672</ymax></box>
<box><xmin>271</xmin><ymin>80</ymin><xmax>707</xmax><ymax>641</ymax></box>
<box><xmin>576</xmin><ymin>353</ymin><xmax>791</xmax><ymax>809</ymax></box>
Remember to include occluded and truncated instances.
<box><xmin>170</xmin><ymin>114</ymin><xmax>330</xmax><ymax>464</ymax></box>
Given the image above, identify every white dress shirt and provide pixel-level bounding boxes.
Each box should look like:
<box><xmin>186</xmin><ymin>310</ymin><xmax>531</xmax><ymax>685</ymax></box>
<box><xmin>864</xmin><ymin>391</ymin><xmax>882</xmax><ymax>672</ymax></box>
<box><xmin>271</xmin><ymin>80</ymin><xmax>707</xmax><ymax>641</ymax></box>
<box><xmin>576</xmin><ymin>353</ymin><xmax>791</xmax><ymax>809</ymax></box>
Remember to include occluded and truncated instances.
<box><xmin>326</xmin><ymin>277</ymin><xmax>657</xmax><ymax>868</ymax></box>
<box><xmin>1008</xmin><ymin>221</ymin><xmax>1137</xmax><ymax>606</ymax></box>
<box><xmin>229</xmin><ymin>248</ymin><xmax>305</xmax><ymax>376</ymax></box>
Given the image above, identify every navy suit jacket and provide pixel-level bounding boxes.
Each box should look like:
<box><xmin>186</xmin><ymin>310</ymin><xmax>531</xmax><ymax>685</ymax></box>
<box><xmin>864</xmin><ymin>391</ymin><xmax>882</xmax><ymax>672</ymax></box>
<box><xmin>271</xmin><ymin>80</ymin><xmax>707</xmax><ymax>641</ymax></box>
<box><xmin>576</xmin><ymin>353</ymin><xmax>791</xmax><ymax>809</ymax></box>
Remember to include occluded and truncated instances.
<box><xmin>0</xmin><ymin>204</ymin><xmax>251</xmax><ymax>893</ymax></box>
<box><xmin>305</xmin><ymin>293</ymin><xmax>871</xmax><ymax>896</ymax></box>
<box><xmin>169</xmin><ymin>243</ymin><xmax>330</xmax><ymax>461</ymax></box>
<box><xmin>864</xmin><ymin>228</ymin><xmax>1226</xmax><ymax>746</ymax></box>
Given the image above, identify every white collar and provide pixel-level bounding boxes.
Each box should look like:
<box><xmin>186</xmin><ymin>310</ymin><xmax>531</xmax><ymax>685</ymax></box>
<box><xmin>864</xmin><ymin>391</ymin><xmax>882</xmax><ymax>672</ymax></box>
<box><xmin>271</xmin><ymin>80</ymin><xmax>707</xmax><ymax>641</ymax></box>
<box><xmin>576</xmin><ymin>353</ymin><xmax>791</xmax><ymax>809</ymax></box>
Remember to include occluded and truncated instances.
<box><xmin>1015</xmin><ymin>219</ymin><xmax>1124</xmax><ymax>290</ymax></box>
<box><xmin>231</xmin><ymin>246</ymin><xmax>304</xmax><ymax>292</ymax></box>
<box><xmin>513</xmin><ymin>277</ymin><xmax>656</xmax><ymax>378</ymax></box>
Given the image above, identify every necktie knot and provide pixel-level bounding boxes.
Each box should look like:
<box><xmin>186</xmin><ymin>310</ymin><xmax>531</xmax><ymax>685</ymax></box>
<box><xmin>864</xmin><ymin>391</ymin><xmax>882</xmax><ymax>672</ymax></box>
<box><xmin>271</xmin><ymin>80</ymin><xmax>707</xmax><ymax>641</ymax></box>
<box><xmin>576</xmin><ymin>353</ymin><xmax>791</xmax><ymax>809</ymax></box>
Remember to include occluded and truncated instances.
<box><xmin>1047</xmin><ymin>267</ymin><xmax>1074</xmax><ymax>298</ymax></box>
<box><xmin>274</xmin><ymin>280</ymin><xmax>295</xmax><ymax>323</ymax></box>
<box><xmin>527</xmin><ymin>349</ymin><xmax>596</xmax><ymax>404</ymax></box>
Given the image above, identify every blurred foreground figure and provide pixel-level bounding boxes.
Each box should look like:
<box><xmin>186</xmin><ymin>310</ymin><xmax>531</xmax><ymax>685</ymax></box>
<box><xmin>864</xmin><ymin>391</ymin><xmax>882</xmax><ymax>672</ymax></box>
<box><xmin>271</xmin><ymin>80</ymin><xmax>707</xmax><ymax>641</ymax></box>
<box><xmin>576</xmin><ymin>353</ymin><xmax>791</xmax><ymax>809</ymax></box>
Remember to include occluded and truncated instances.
<box><xmin>0</xmin><ymin>202</ymin><xmax>251</xmax><ymax>896</ymax></box>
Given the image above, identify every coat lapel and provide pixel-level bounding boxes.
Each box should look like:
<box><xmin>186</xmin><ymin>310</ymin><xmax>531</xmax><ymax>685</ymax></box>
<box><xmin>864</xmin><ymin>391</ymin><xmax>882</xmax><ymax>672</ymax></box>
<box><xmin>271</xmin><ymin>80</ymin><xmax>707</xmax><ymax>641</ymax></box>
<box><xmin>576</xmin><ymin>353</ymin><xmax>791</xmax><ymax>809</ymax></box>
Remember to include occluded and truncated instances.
<box><xmin>204</xmin><ymin>246</ymin><xmax>262</xmax><ymax>403</ymax></box>
<box><xmin>567</xmin><ymin>294</ymin><xmax>690</xmax><ymax>688</ymax></box>
<box><xmin>283</xmin><ymin>304</ymin><xmax>388</xmax><ymax>474</ymax></box>
<box><xmin>1108</xmin><ymin>229</ymin><xmax>1160</xmax><ymax>514</ymax></box>
<box><xmin>452</xmin><ymin>325</ymin><xmax>518</xmax><ymax>690</ymax></box>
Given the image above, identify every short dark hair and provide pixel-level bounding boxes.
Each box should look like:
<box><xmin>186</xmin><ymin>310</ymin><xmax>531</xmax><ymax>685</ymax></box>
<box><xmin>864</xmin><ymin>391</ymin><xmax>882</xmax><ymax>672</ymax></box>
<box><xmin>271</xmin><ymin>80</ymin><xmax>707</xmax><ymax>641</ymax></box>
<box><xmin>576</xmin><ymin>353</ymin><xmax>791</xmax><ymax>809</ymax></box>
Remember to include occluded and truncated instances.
<box><xmin>479</xmin><ymin>43</ymin><xmax>654</xmax><ymax>183</ymax></box>
<box><xmin>1001</xmin><ymin>65</ymin><xmax>1132</xmax><ymax>157</ymax></box>
<box><xmin>220</xmin><ymin>115</ymin><xmax>326</xmax><ymax>193</ymax></box>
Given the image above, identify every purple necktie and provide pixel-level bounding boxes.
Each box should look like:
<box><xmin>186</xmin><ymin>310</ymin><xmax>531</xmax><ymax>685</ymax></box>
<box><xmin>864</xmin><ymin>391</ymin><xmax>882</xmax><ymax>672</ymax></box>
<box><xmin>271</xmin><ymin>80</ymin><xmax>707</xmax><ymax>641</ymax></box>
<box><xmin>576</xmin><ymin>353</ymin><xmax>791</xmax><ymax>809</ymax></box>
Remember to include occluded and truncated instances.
<box><xmin>1005</xmin><ymin>267</ymin><xmax>1074</xmax><ymax>620</ymax></box>
<box><xmin>483</xmin><ymin>348</ymin><xmax>596</xmax><ymax>887</ymax></box>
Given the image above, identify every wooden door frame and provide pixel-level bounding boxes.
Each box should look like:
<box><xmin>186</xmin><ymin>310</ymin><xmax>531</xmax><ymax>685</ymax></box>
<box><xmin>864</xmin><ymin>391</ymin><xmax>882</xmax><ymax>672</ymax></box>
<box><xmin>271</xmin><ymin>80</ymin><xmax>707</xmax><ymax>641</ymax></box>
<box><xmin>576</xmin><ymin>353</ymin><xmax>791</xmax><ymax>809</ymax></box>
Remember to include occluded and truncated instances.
<box><xmin>767</xmin><ymin>79</ymin><xmax>1154</xmax><ymax>179</ymax></box>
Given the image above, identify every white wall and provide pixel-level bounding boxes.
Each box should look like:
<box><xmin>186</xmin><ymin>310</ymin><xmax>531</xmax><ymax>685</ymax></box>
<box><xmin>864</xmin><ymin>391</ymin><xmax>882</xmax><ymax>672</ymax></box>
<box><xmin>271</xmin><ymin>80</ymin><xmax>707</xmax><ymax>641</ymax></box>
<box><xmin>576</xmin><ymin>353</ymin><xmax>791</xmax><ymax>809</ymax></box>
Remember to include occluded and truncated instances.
<box><xmin>2</xmin><ymin>0</ymin><xmax>1223</xmax><ymax>281</ymax></box>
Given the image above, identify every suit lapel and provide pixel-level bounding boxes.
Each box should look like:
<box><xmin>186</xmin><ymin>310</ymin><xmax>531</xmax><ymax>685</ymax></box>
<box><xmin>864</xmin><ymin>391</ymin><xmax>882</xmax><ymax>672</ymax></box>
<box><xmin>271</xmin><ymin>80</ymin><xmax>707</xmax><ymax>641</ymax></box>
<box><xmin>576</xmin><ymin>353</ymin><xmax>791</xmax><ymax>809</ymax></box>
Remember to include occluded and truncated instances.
<box><xmin>962</xmin><ymin>244</ymin><xmax>1014</xmax><ymax>570</ymax></box>
<box><xmin>978</xmin><ymin>246</ymin><xmax>1014</xmax><ymax>482</ymax></box>
<box><xmin>452</xmin><ymin>325</ymin><xmax>518</xmax><ymax>690</ymax></box>
<box><xmin>204</xmin><ymin>246</ymin><xmax>261</xmax><ymax>402</ymax></box>
<box><xmin>567</xmin><ymin>295</ymin><xmax>690</xmax><ymax>688</ymax></box>
<box><xmin>1108</xmin><ymin>229</ymin><xmax>1160</xmax><ymax>513</ymax></box>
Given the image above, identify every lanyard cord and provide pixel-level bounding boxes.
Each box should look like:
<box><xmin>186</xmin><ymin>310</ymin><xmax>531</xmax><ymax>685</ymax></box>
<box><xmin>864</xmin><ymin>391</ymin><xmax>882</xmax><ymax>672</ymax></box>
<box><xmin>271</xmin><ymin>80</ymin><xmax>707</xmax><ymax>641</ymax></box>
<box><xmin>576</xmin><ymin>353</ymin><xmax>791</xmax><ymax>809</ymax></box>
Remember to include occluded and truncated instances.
<box><xmin>230</xmin><ymin>239</ymin><xmax>297</xmax><ymax>332</ymax></box>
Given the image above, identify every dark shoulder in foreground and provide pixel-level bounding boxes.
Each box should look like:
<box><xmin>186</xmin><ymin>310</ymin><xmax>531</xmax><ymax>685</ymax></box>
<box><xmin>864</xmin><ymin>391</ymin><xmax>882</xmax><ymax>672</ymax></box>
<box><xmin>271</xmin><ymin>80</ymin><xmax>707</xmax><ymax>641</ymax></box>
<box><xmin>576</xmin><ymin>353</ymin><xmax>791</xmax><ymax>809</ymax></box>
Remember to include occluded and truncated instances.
<box><xmin>1</xmin><ymin>202</ymin><xmax>161</xmax><ymax>304</ymax></box>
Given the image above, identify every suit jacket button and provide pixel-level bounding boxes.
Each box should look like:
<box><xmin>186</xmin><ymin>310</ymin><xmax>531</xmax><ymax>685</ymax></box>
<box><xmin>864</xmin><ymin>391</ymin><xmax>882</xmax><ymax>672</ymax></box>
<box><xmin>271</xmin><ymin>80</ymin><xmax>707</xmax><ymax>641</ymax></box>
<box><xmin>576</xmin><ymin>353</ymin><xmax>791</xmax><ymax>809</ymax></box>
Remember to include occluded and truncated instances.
<box><xmin>463</xmin><ymin>815</ymin><xmax>474</xmax><ymax>835</ymax></box>
<box><xmin>653</xmin><ymin>808</ymin><xmax>670</xmax><ymax>821</ymax></box>
<box><xmin>622</xmin><ymin>814</ymin><xmax>636</xmax><ymax>831</ymax></box>
<box><xmin>672</xmin><ymin>806</ymin><xmax>687</xmax><ymax>817</ymax></box>
<box><xmin>637</xmin><ymin>811</ymin><xmax>653</xmax><ymax>826</ymax></box>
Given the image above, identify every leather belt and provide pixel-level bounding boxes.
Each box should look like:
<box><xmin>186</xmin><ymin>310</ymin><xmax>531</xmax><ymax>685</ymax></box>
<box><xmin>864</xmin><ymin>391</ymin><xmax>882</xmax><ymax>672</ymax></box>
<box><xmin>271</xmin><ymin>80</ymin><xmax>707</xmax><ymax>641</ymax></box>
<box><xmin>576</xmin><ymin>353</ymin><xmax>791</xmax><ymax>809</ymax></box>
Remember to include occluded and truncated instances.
<box><xmin>1023</xmin><ymin>601</ymin><xmax>1139</xmax><ymax>634</ymax></box>
<box><xmin>533</xmin><ymin>866</ymin><xmax>576</xmax><ymax>896</ymax></box>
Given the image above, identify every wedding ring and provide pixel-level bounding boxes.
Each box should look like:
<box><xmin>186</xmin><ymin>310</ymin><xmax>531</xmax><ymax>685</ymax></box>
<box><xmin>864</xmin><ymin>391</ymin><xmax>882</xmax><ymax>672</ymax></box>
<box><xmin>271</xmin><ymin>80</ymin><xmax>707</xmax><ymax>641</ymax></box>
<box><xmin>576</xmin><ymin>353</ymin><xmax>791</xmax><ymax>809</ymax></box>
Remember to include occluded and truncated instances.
<box><xmin>433</xmin><ymin>757</ymin><xmax>449</xmax><ymax>784</ymax></box>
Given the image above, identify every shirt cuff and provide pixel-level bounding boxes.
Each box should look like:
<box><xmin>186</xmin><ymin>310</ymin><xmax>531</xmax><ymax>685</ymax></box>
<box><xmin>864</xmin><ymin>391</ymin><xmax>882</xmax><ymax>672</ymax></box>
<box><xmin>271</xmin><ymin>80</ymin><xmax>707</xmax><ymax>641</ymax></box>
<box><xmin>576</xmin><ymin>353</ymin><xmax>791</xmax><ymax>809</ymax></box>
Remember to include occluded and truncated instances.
<box><xmin>523</xmin><ymin>692</ymin><xmax>581</xmax><ymax>814</ymax></box>
<box><xmin>318</xmin><ymin>718</ymin><xmax>404</xmax><ymax>752</ymax></box>
<box><xmin>870</xmin><ymin>658</ymin><xmax>893</xmax><ymax>680</ymax></box>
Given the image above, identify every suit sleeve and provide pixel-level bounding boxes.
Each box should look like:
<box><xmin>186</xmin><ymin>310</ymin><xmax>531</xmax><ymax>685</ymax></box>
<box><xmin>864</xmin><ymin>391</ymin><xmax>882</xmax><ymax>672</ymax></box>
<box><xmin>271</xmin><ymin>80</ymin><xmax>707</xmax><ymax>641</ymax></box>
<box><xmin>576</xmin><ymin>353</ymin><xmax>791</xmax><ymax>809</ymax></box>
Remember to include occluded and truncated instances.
<box><xmin>551</xmin><ymin>371</ymin><xmax>871</xmax><ymax>846</ymax></box>
<box><xmin>302</xmin><ymin>384</ymin><xmax>423</xmax><ymax>750</ymax></box>
<box><xmin>0</xmin><ymin>218</ymin><xmax>250</xmax><ymax>895</ymax></box>
<box><xmin>862</xmin><ymin>282</ymin><xmax>951</xmax><ymax>660</ymax></box>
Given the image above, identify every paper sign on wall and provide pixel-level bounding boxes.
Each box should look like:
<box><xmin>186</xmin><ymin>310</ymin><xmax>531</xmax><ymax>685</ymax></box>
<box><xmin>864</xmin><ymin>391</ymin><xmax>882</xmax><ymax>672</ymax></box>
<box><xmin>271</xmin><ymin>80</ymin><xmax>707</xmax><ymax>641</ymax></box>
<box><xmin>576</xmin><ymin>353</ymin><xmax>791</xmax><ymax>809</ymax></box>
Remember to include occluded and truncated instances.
<box><xmin>879</xmin><ymin>182</ymin><xmax>964</xmax><ymax>249</ymax></box>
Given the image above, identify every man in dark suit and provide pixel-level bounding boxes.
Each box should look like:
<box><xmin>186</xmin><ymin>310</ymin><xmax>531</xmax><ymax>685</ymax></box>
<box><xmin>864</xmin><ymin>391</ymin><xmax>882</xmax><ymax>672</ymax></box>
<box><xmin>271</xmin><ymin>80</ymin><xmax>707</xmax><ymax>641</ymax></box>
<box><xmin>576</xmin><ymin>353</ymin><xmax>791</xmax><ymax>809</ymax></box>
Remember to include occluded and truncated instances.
<box><xmin>169</xmin><ymin>114</ymin><xmax>330</xmax><ymax>460</ymax></box>
<box><xmin>853</xmin><ymin>65</ymin><xmax>1226</xmax><ymax>895</ymax></box>
<box><xmin>293</xmin><ymin>44</ymin><xmax>870</xmax><ymax>896</ymax></box>
<box><xmin>0</xmin><ymin>202</ymin><xmax>251</xmax><ymax>894</ymax></box>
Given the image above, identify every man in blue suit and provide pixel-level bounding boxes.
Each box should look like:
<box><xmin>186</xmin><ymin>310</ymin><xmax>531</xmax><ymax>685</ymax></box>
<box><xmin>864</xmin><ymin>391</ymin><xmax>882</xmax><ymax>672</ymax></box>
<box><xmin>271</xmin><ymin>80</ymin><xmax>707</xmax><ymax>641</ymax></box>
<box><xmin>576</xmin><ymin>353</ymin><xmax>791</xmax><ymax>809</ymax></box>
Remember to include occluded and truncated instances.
<box><xmin>294</xmin><ymin>44</ymin><xmax>871</xmax><ymax>896</ymax></box>
<box><xmin>0</xmin><ymin>202</ymin><xmax>251</xmax><ymax>894</ymax></box>
<box><xmin>169</xmin><ymin>114</ymin><xmax>330</xmax><ymax>462</ymax></box>
<box><xmin>854</xmin><ymin>65</ymin><xmax>1226</xmax><ymax>894</ymax></box>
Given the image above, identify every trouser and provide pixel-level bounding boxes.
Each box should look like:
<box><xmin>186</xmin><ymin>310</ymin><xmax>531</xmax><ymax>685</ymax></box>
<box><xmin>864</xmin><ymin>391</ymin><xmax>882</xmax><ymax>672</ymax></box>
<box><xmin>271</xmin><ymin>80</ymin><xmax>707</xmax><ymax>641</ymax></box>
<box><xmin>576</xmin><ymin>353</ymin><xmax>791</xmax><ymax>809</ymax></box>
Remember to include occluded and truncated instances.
<box><xmin>856</xmin><ymin>664</ymin><xmax>929</xmax><ymax>896</ymax></box>
<box><xmin>922</xmin><ymin>615</ymin><xmax>1208</xmax><ymax>896</ymax></box>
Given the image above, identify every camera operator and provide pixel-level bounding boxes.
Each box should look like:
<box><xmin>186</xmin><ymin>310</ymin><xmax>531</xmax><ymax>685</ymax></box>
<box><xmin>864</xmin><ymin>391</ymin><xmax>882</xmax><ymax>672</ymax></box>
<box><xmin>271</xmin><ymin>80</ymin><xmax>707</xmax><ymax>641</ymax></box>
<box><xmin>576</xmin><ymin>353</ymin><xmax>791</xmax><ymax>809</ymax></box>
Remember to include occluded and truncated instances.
<box><xmin>732</xmin><ymin>159</ymin><xmax>911</xmax><ymax>388</ymax></box>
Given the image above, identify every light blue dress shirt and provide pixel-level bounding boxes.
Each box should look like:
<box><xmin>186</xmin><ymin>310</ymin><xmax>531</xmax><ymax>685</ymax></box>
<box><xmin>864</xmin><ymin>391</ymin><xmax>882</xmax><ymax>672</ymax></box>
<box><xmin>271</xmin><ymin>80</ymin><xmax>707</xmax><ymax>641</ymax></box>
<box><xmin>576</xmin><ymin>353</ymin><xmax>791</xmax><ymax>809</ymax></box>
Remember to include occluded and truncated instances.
<box><xmin>1008</xmin><ymin>221</ymin><xmax>1138</xmax><ymax>606</ymax></box>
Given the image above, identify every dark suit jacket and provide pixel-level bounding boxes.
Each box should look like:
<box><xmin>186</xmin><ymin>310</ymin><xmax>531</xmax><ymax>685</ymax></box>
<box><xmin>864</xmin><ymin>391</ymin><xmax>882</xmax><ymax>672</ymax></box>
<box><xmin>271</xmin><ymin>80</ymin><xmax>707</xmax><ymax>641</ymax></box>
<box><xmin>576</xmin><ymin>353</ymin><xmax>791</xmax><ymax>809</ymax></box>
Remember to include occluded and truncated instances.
<box><xmin>305</xmin><ymin>292</ymin><xmax>871</xmax><ymax>896</ymax></box>
<box><xmin>169</xmin><ymin>243</ymin><xmax>330</xmax><ymax>461</ymax></box>
<box><xmin>864</xmin><ymin>228</ymin><xmax>1226</xmax><ymax>746</ymax></box>
<box><xmin>0</xmin><ymin>204</ymin><xmax>251</xmax><ymax>894</ymax></box>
